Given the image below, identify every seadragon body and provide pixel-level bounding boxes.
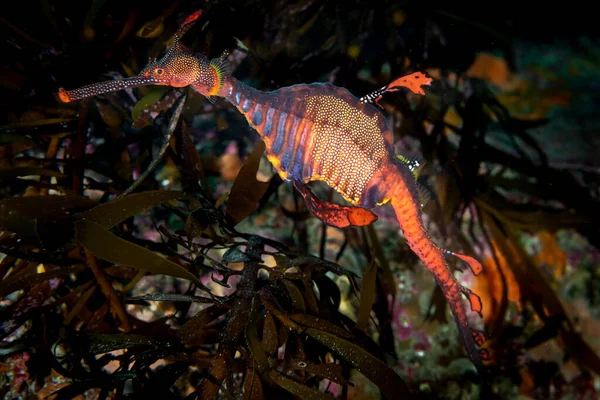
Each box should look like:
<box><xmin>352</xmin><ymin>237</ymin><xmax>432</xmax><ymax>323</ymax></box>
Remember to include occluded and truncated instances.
<box><xmin>58</xmin><ymin>10</ymin><xmax>489</xmax><ymax>372</ymax></box>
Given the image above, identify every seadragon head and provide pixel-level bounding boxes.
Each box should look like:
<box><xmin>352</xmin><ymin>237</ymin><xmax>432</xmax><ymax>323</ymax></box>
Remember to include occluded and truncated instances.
<box><xmin>57</xmin><ymin>10</ymin><xmax>226</xmax><ymax>103</ymax></box>
<box><xmin>136</xmin><ymin>45</ymin><xmax>210</xmax><ymax>89</ymax></box>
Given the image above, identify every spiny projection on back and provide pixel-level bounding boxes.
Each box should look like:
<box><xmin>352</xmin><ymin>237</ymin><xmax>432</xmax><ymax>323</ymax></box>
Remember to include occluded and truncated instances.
<box><xmin>58</xmin><ymin>10</ymin><xmax>490</xmax><ymax>374</ymax></box>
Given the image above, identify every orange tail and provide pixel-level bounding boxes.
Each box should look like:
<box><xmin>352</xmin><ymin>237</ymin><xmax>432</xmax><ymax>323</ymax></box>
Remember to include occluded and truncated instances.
<box><xmin>388</xmin><ymin>190</ymin><xmax>489</xmax><ymax>373</ymax></box>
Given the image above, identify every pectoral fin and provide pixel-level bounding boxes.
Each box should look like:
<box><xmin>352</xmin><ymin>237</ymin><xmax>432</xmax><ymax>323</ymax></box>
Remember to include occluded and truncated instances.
<box><xmin>449</xmin><ymin>251</ymin><xmax>483</xmax><ymax>276</ymax></box>
<box><xmin>293</xmin><ymin>182</ymin><xmax>377</xmax><ymax>229</ymax></box>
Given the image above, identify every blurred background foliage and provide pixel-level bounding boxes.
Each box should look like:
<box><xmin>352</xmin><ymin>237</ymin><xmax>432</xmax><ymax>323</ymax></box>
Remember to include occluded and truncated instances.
<box><xmin>1</xmin><ymin>0</ymin><xmax>599</xmax><ymax>399</ymax></box>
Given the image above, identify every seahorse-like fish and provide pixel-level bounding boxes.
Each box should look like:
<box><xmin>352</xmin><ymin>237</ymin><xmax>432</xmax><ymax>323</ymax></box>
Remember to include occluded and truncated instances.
<box><xmin>58</xmin><ymin>10</ymin><xmax>489</xmax><ymax>371</ymax></box>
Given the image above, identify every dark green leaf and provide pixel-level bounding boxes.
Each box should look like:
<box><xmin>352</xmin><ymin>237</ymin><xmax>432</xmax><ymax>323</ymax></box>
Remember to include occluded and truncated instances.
<box><xmin>185</xmin><ymin>207</ymin><xmax>231</xmax><ymax>244</ymax></box>
<box><xmin>95</xmin><ymin>101</ymin><xmax>122</xmax><ymax>128</ymax></box>
<box><xmin>0</xmin><ymin>195</ymin><xmax>95</xmax><ymax>243</ymax></box>
<box><xmin>186</xmin><ymin>207</ymin><xmax>213</xmax><ymax>238</ymax></box>
<box><xmin>304</xmin><ymin>327</ymin><xmax>411</xmax><ymax>398</ymax></box>
<box><xmin>355</xmin><ymin>260</ymin><xmax>377</xmax><ymax>332</ymax></box>
<box><xmin>290</xmin><ymin>314</ymin><xmax>352</xmax><ymax>340</ymax></box>
<box><xmin>302</xmin><ymin>280</ymin><xmax>319</xmax><ymax>314</ymax></box>
<box><xmin>131</xmin><ymin>88</ymin><xmax>185</xmax><ymax>128</ymax></box>
<box><xmin>131</xmin><ymin>88</ymin><xmax>168</xmax><ymax>120</ymax></box>
<box><xmin>177</xmin><ymin>305</ymin><xmax>229</xmax><ymax>346</ymax></box>
<box><xmin>268</xmin><ymin>370</ymin><xmax>334</xmax><ymax>400</ymax></box>
<box><xmin>282</xmin><ymin>280</ymin><xmax>306</xmax><ymax>313</ymax></box>
<box><xmin>275</xmin><ymin>255</ymin><xmax>356</xmax><ymax>277</ymax></box>
<box><xmin>78</xmin><ymin>190</ymin><xmax>189</xmax><ymax>229</ymax></box>
<box><xmin>226</xmin><ymin>140</ymin><xmax>269</xmax><ymax>224</ymax></box>
<box><xmin>87</xmin><ymin>333</ymin><xmax>165</xmax><ymax>354</ymax></box>
<box><xmin>304</xmin><ymin>362</ymin><xmax>348</xmax><ymax>386</ymax></box>
<box><xmin>0</xmin><ymin>117</ymin><xmax>75</xmax><ymax>129</ymax></box>
<box><xmin>365</xmin><ymin>225</ymin><xmax>396</xmax><ymax>296</ymax></box>
<box><xmin>0</xmin><ymin>195</ymin><xmax>94</xmax><ymax>223</ymax></box>
<box><xmin>126</xmin><ymin>293</ymin><xmax>214</xmax><ymax>304</ymax></box>
<box><xmin>75</xmin><ymin>219</ymin><xmax>201</xmax><ymax>285</ymax></box>
<box><xmin>0</xmin><ymin>133</ymin><xmax>37</xmax><ymax>146</ymax></box>
<box><xmin>314</xmin><ymin>275</ymin><xmax>341</xmax><ymax>312</ymax></box>
<box><xmin>0</xmin><ymin>167</ymin><xmax>64</xmax><ymax>180</ymax></box>
<box><xmin>178</xmin><ymin>123</ymin><xmax>211</xmax><ymax>195</ymax></box>
<box><xmin>260</xmin><ymin>292</ymin><xmax>301</xmax><ymax>332</ymax></box>
<box><xmin>137</xmin><ymin>20</ymin><xmax>164</xmax><ymax>39</ymax></box>
<box><xmin>245</xmin><ymin>295</ymin><xmax>269</xmax><ymax>372</ymax></box>
<box><xmin>243</xmin><ymin>368</ymin><xmax>263</xmax><ymax>400</ymax></box>
<box><xmin>262</xmin><ymin>313</ymin><xmax>278</xmax><ymax>357</ymax></box>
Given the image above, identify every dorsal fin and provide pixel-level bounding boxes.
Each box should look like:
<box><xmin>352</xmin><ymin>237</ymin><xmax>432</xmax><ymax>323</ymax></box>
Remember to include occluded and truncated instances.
<box><xmin>208</xmin><ymin>50</ymin><xmax>232</xmax><ymax>97</ymax></box>
<box><xmin>167</xmin><ymin>10</ymin><xmax>202</xmax><ymax>50</ymax></box>
<box><xmin>397</xmin><ymin>155</ymin><xmax>430</xmax><ymax>208</ymax></box>
<box><xmin>210</xmin><ymin>50</ymin><xmax>233</xmax><ymax>77</ymax></box>
<box><xmin>416</xmin><ymin>183</ymin><xmax>432</xmax><ymax>209</ymax></box>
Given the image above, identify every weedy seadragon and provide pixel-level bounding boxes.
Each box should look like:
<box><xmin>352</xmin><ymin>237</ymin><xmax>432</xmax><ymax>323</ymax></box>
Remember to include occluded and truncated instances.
<box><xmin>58</xmin><ymin>10</ymin><xmax>489</xmax><ymax>372</ymax></box>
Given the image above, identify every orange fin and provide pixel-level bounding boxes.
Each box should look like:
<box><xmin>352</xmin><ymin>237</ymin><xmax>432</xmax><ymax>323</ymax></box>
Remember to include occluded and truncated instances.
<box><xmin>360</xmin><ymin>72</ymin><xmax>432</xmax><ymax>107</ymax></box>
<box><xmin>478</xmin><ymin>349</ymin><xmax>491</xmax><ymax>361</ymax></box>
<box><xmin>168</xmin><ymin>10</ymin><xmax>203</xmax><ymax>48</ymax></box>
<box><xmin>294</xmin><ymin>182</ymin><xmax>377</xmax><ymax>229</ymax></box>
<box><xmin>471</xmin><ymin>329</ymin><xmax>487</xmax><ymax>347</ymax></box>
<box><xmin>178</xmin><ymin>10</ymin><xmax>202</xmax><ymax>35</ymax></box>
<box><xmin>57</xmin><ymin>88</ymin><xmax>71</xmax><ymax>103</ymax></box>
<box><xmin>416</xmin><ymin>183</ymin><xmax>432</xmax><ymax>209</ymax></box>
<box><xmin>386</xmin><ymin>72</ymin><xmax>432</xmax><ymax>96</ymax></box>
<box><xmin>460</xmin><ymin>285</ymin><xmax>483</xmax><ymax>317</ymax></box>
<box><xmin>472</xmin><ymin>329</ymin><xmax>491</xmax><ymax>362</ymax></box>
<box><xmin>448</xmin><ymin>251</ymin><xmax>483</xmax><ymax>276</ymax></box>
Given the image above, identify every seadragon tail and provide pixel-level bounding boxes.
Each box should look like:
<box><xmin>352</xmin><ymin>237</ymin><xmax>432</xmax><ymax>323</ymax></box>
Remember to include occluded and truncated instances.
<box><xmin>387</xmin><ymin>188</ymin><xmax>489</xmax><ymax>373</ymax></box>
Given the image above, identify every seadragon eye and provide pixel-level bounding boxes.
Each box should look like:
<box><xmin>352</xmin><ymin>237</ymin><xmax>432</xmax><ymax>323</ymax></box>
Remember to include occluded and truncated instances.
<box><xmin>155</xmin><ymin>68</ymin><xmax>163</xmax><ymax>75</ymax></box>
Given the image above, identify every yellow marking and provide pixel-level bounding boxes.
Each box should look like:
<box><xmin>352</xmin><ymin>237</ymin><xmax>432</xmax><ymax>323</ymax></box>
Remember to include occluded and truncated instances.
<box><xmin>216</xmin><ymin>192</ymin><xmax>228</xmax><ymax>208</ymax></box>
<box><xmin>267</xmin><ymin>154</ymin><xmax>287</xmax><ymax>180</ymax></box>
<box><xmin>376</xmin><ymin>198</ymin><xmax>391</xmax><ymax>206</ymax></box>
<box><xmin>206</xmin><ymin>65</ymin><xmax>221</xmax><ymax>96</ymax></box>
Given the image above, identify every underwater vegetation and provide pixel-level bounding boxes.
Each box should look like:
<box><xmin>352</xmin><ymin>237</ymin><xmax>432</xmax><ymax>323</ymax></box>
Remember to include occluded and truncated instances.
<box><xmin>1</xmin><ymin>1</ymin><xmax>599</xmax><ymax>399</ymax></box>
